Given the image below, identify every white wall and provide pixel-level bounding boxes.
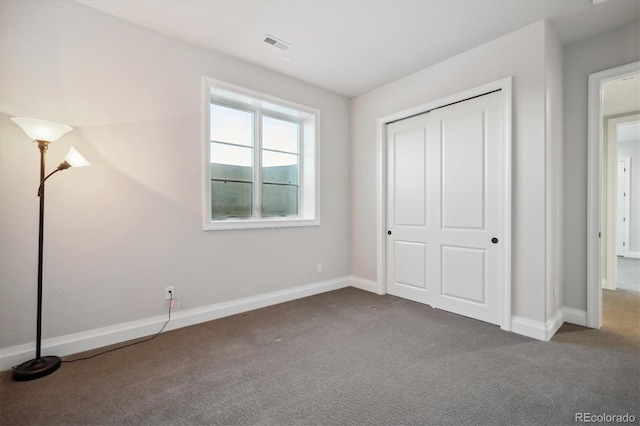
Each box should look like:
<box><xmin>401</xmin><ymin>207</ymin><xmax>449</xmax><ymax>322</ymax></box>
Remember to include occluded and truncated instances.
<box><xmin>562</xmin><ymin>22</ymin><xmax>640</xmax><ymax>311</ymax></box>
<box><xmin>0</xmin><ymin>0</ymin><xmax>350</xmax><ymax>351</ymax></box>
<box><xmin>350</xmin><ymin>21</ymin><xmax>551</xmax><ymax>324</ymax></box>
<box><xmin>618</xmin><ymin>138</ymin><xmax>640</xmax><ymax>255</ymax></box>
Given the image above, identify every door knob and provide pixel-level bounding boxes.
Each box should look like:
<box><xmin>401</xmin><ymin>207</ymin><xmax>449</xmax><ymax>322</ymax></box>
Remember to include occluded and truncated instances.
<box><xmin>388</xmin><ymin>230</ymin><xmax>392</xmax><ymax>235</ymax></box>
<box><xmin>491</xmin><ymin>237</ymin><xmax>498</xmax><ymax>244</ymax></box>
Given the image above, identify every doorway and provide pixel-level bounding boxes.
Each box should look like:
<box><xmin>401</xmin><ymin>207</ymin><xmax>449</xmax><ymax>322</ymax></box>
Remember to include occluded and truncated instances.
<box><xmin>376</xmin><ymin>78</ymin><xmax>512</xmax><ymax>330</ymax></box>
<box><xmin>604</xmin><ymin>114</ymin><xmax>639</xmax><ymax>291</ymax></box>
<box><xmin>613</xmin><ymin>120</ymin><xmax>640</xmax><ymax>294</ymax></box>
<box><xmin>587</xmin><ymin>61</ymin><xmax>640</xmax><ymax>328</ymax></box>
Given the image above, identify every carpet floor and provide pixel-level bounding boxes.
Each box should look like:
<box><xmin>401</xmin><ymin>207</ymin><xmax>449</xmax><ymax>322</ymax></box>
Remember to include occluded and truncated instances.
<box><xmin>1</xmin><ymin>287</ymin><xmax>638</xmax><ymax>425</ymax></box>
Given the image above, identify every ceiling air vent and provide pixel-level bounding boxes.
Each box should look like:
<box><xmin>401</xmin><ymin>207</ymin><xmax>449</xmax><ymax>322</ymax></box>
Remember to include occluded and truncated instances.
<box><xmin>264</xmin><ymin>34</ymin><xmax>291</xmax><ymax>51</ymax></box>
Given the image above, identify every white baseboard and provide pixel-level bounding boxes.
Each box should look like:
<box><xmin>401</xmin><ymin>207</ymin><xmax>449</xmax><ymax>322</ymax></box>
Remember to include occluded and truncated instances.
<box><xmin>511</xmin><ymin>313</ymin><xmax>562</xmax><ymax>341</ymax></box>
<box><xmin>601</xmin><ymin>278</ymin><xmax>616</xmax><ymax>290</ymax></box>
<box><xmin>510</xmin><ymin>316</ymin><xmax>546</xmax><ymax>340</ymax></box>
<box><xmin>1</xmin><ymin>276</ymin><xmax>596</xmax><ymax>371</ymax></box>
<box><xmin>561</xmin><ymin>307</ymin><xmax>587</xmax><ymax>327</ymax></box>
<box><xmin>349</xmin><ymin>276</ymin><xmax>380</xmax><ymax>294</ymax></box>
<box><xmin>545</xmin><ymin>311</ymin><xmax>564</xmax><ymax>341</ymax></box>
<box><xmin>627</xmin><ymin>251</ymin><xmax>640</xmax><ymax>259</ymax></box>
<box><xmin>511</xmin><ymin>307</ymin><xmax>589</xmax><ymax>342</ymax></box>
<box><xmin>0</xmin><ymin>276</ymin><xmax>350</xmax><ymax>372</ymax></box>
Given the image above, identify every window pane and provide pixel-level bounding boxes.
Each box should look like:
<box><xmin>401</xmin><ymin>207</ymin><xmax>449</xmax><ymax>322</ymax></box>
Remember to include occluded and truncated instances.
<box><xmin>211</xmin><ymin>181</ymin><xmax>252</xmax><ymax>218</ymax></box>
<box><xmin>211</xmin><ymin>104</ymin><xmax>253</xmax><ymax>146</ymax></box>
<box><xmin>262</xmin><ymin>150</ymin><xmax>298</xmax><ymax>185</ymax></box>
<box><xmin>211</xmin><ymin>142</ymin><xmax>252</xmax><ymax>167</ymax></box>
<box><xmin>262</xmin><ymin>184</ymin><xmax>298</xmax><ymax>217</ymax></box>
<box><xmin>262</xmin><ymin>116</ymin><xmax>298</xmax><ymax>153</ymax></box>
<box><xmin>211</xmin><ymin>142</ymin><xmax>253</xmax><ymax>219</ymax></box>
<box><xmin>211</xmin><ymin>162</ymin><xmax>252</xmax><ymax>182</ymax></box>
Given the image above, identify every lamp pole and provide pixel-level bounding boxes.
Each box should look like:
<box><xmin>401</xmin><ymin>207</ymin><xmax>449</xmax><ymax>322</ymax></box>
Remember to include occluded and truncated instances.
<box><xmin>35</xmin><ymin>140</ymin><xmax>49</xmax><ymax>360</ymax></box>
<box><xmin>11</xmin><ymin>139</ymin><xmax>64</xmax><ymax>381</ymax></box>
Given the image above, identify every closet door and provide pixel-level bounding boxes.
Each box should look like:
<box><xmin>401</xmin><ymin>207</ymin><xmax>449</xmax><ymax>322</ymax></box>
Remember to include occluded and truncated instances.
<box><xmin>386</xmin><ymin>112</ymin><xmax>432</xmax><ymax>305</ymax></box>
<box><xmin>387</xmin><ymin>91</ymin><xmax>504</xmax><ymax>326</ymax></box>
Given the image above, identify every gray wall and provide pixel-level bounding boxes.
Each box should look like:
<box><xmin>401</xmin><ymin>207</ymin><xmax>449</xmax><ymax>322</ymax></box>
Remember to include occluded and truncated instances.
<box><xmin>562</xmin><ymin>22</ymin><xmax>640</xmax><ymax>311</ymax></box>
<box><xmin>0</xmin><ymin>0</ymin><xmax>350</xmax><ymax>349</ymax></box>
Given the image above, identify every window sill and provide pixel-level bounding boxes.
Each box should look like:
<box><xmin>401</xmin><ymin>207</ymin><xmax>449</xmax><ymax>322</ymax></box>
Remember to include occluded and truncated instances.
<box><xmin>203</xmin><ymin>217</ymin><xmax>320</xmax><ymax>231</ymax></box>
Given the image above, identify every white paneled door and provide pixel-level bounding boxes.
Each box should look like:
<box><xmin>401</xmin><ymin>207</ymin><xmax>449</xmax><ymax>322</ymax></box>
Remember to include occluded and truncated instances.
<box><xmin>386</xmin><ymin>91</ymin><xmax>505</xmax><ymax>325</ymax></box>
<box><xmin>616</xmin><ymin>158</ymin><xmax>630</xmax><ymax>257</ymax></box>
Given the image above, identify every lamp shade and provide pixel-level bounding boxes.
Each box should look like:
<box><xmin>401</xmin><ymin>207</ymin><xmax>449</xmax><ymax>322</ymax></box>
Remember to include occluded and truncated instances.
<box><xmin>11</xmin><ymin>117</ymin><xmax>73</xmax><ymax>142</ymax></box>
<box><xmin>64</xmin><ymin>147</ymin><xmax>91</xmax><ymax>168</ymax></box>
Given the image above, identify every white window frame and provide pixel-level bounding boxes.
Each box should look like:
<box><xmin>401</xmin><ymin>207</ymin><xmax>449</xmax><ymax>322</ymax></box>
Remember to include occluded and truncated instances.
<box><xmin>202</xmin><ymin>76</ymin><xmax>320</xmax><ymax>230</ymax></box>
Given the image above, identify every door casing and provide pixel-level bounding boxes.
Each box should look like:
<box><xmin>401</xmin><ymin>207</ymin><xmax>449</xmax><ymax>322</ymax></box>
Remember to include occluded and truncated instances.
<box><xmin>375</xmin><ymin>77</ymin><xmax>513</xmax><ymax>331</ymax></box>
<box><xmin>587</xmin><ymin>61</ymin><xmax>640</xmax><ymax>328</ymax></box>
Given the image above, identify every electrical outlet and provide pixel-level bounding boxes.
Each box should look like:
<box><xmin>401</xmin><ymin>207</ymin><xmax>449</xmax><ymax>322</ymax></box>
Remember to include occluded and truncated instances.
<box><xmin>165</xmin><ymin>286</ymin><xmax>174</xmax><ymax>300</ymax></box>
<box><xmin>317</xmin><ymin>263</ymin><xmax>322</xmax><ymax>272</ymax></box>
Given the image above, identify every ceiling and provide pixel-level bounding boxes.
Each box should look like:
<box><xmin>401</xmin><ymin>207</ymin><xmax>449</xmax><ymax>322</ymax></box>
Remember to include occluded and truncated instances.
<box><xmin>75</xmin><ymin>0</ymin><xmax>640</xmax><ymax>98</ymax></box>
<box><xmin>603</xmin><ymin>74</ymin><xmax>640</xmax><ymax>116</ymax></box>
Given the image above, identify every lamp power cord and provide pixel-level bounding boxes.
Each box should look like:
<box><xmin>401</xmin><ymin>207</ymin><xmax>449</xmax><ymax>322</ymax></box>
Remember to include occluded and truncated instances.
<box><xmin>62</xmin><ymin>291</ymin><xmax>174</xmax><ymax>363</ymax></box>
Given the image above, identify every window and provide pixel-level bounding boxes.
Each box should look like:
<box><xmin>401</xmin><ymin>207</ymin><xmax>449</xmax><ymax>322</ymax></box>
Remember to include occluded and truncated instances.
<box><xmin>203</xmin><ymin>77</ymin><xmax>320</xmax><ymax>230</ymax></box>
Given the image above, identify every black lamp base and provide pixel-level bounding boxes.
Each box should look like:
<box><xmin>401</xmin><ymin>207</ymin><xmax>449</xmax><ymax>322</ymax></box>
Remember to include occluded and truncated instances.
<box><xmin>12</xmin><ymin>356</ymin><xmax>61</xmax><ymax>381</ymax></box>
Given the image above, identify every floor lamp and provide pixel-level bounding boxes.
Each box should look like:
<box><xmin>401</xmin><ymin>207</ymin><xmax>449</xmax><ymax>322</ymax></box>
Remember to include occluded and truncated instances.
<box><xmin>11</xmin><ymin>117</ymin><xmax>91</xmax><ymax>381</ymax></box>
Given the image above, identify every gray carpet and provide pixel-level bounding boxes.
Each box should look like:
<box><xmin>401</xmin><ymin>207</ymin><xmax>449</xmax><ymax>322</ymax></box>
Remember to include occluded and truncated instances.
<box><xmin>1</xmin><ymin>287</ymin><xmax>638</xmax><ymax>425</ymax></box>
<box><xmin>618</xmin><ymin>257</ymin><xmax>640</xmax><ymax>293</ymax></box>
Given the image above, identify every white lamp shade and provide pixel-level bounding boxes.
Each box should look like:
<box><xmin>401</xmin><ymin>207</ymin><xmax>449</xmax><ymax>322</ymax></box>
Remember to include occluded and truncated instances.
<box><xmin>11</xmin><ymin>117</ymin><xmax>73</xmax><ymax>142</ymax></box>
<box><xmin>65</xmin><ymin>147</ymin><xmax>91</xmax><ymax>168</ymax></box>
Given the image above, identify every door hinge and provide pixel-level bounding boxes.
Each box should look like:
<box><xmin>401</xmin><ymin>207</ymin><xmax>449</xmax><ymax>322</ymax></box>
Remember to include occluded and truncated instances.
<box><xmin>599</xmin><ymin>232</ymin><xmax>601</xmax><ymax>238</ymax></box>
